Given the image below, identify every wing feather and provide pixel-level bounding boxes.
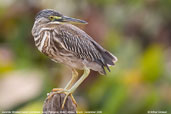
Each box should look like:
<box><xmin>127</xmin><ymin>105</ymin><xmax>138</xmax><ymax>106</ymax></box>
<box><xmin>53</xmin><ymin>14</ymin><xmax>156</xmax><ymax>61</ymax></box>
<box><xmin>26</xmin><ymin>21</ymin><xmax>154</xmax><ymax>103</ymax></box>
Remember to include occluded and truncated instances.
<box><xmin>52</xmin><ymin>24</ymin><xmax>117</xmax><ymax>74</ymax></box>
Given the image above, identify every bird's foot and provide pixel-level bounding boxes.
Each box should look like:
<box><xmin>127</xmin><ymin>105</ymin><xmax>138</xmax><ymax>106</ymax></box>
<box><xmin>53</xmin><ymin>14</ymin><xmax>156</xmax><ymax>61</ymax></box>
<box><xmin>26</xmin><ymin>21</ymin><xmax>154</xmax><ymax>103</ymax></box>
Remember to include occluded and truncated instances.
<box><xmin>61</xmin><ymin>90</ymin><xmax>77</xmax><ymax>109</ymax></box>
<box><xmin>47</xmin><ymin>88</ymin><xmax>77</xmax><ymax>109</ymax></box>
<box><xmin>47</xmin><ymin>88</ymin><xmax>66</xmax><ymax>99</ymax></box>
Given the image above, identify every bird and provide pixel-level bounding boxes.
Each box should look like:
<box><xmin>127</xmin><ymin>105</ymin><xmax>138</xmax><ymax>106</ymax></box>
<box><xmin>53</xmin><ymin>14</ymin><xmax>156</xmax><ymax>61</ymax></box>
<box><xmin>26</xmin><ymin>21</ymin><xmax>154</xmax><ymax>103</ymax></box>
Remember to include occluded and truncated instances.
<box><xmin>32</xmin><ymin>9</ymin><xmax>117</xmax><ymax>108</ymax></box>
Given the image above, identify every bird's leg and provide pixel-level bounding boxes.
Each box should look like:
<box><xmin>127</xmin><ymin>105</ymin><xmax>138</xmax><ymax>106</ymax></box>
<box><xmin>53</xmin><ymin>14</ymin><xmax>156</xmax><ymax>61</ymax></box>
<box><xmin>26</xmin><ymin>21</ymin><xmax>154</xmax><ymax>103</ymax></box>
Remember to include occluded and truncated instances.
<box><xmin>69</xmin><ymin>67</ymin><xmax>90</xmax><ymax>94</ymax></box>
<box><xmin>47</xmin><ymin>69</ymin><xmax>79</xmax><ymax>109</ymax></box>
<box><xmin>64</xmin><ymin>69</ymin><xmax>78</xmax><ymax>90</ymax></box>
<box><xmin>50</xmin><ymin>69</ymin><xmax>78</xmax><ymax>96</ymax></box>
<box><xmin>47</xmin><ymin>68</ymin><xmax>90</xmax><ymax>109</ymax></box>
<box><xmin>61</xmin><ymin>67</ymin><xmax>90</xmax><ymax>109</ymax></box>
<box><xmin>60</xmin><ymin>69</ymin><xmax>79</xmax><ymax>109</ymax></box>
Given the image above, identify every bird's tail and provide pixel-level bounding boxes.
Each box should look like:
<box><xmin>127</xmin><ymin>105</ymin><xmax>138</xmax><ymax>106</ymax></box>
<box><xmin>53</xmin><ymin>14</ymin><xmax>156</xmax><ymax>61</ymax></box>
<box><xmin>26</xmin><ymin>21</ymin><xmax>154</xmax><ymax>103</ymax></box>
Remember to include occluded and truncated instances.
<box><xmin>91</xmin><ymin>41</ymin><xmax>117</xmax><ymax>75</ymax></box>
<box><xmin>100</xmin><ymin>51</ymin><xmax>117</xmax><ymax>74</ymax></box>
<box><xmin>102</xmin><ymin>51</ymin><xmax>117</xmax><ymax>66</ymax></box>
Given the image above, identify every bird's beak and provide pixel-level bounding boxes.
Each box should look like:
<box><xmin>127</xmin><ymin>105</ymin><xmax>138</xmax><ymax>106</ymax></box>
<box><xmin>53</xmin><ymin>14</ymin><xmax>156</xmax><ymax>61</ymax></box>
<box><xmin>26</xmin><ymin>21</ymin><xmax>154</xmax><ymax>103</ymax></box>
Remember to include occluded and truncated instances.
<box><xmin>62</xmin><ymin>16</ymin><xmax>88</xmax><ymax>24</ymax></box>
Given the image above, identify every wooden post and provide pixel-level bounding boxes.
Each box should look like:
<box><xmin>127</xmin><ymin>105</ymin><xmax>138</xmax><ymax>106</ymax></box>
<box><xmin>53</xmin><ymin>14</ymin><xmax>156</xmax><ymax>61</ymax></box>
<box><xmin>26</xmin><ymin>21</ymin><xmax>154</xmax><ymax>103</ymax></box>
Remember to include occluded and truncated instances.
<box><xmin>43</xmin><ymin>92</ymin><xmax>77</xmax><ymax>114</ymax></box>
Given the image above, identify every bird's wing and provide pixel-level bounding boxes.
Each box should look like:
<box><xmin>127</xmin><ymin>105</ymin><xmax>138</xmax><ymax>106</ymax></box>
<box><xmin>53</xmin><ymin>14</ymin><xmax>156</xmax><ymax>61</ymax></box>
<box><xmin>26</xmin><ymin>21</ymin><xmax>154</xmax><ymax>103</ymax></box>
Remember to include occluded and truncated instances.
<box><xmin>54</xmin><ymin>27</ymin><xmax>104</xmax><ymax>62</ymax></box>
<box><xmin>53</xmin><ymin>24</ymin><xmax>117</xmax><ymax>74</ymax></box>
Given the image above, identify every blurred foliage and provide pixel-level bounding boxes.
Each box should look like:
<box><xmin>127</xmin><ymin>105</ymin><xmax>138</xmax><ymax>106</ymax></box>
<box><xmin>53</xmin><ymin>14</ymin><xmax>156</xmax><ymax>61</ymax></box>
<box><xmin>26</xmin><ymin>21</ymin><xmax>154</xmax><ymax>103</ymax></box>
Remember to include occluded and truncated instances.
<box><xmin>0</xmin><ymin>0</ymin><xmax>171</xmax><ymax>114</ymax></box>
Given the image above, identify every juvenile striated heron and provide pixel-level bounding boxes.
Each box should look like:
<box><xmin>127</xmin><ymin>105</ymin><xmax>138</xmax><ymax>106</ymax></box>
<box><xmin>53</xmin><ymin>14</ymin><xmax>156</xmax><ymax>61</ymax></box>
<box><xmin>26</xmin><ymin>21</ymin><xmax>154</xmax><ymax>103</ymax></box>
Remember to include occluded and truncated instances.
<box><xmin>32</xmin><ymin>9</ymin><xmax>117</xmax><ymax>108</ymax></box>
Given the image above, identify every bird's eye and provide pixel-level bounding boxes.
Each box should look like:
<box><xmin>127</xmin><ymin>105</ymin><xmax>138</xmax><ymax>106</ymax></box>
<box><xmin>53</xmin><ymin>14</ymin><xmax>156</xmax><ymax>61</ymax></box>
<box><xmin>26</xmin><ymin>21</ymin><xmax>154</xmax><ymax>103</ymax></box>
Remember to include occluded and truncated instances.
<box><xmin>49</xmin><ymin>16</ymin><xmax>54</xmax><ymax>21</ymax></box>
<box><xmin>48</xmin><ymin>16</ymin><xmax>62</xmax><ymax>21</ymax></box>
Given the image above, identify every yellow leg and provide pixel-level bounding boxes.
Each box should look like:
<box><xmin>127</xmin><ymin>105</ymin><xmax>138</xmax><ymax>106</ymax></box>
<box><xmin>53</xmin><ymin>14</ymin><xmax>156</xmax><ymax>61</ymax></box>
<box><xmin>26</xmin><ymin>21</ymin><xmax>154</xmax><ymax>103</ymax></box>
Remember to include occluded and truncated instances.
<box><xmin>64</xmin><ymin>69</ymin><xmax>78</xmax><ymax>90</ymax></box>
<box><xmin>47</xmin><ymin>67</ymin><xmax>90</xmax><ymax>109</ymax></box>
<box><xmin>62</xmin><ymin>67</ymin><xmax>90</xmax><ymax>108</ymax></box>
<box><xmin>69</xmin><ymin>67</ymin><xmax>90</xmax><ymax>93</ymax></box>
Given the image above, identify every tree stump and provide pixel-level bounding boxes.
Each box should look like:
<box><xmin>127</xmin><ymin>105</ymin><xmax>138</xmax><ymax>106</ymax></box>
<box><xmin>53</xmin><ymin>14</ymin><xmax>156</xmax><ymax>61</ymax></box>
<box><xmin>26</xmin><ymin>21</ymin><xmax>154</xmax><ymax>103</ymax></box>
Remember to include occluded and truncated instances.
<box><xmin>43</xmin><ymin>92</ymin><xmax>77</xmax><ymax>114</ymax></box>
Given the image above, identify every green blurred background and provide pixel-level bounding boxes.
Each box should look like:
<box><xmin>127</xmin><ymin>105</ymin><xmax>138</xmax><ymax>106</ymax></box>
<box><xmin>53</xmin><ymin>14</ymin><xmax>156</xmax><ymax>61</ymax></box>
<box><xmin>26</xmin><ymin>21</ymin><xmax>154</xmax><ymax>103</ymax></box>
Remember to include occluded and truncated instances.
<box><xmin>0</xmin><ymin>0</ymin><xmax>171</xmax><ymax>114</ymax></box>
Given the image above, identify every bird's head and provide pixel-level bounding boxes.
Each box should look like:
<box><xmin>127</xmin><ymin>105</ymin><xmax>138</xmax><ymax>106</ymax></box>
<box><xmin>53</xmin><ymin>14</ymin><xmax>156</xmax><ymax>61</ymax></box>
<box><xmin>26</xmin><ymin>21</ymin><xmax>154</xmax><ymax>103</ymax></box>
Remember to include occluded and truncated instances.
<box><xmin>35</xmin><ymin>9</ymin><xmax>88</xmax><ymax>25</ymax></box>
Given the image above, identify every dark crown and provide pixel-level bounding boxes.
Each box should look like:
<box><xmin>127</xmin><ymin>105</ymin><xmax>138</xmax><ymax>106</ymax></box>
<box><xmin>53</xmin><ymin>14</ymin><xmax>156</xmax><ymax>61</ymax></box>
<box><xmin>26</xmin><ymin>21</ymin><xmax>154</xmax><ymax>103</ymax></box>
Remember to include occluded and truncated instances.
<box><xmin>35</xmin><ymin>9</ymin><xmax>63</xmax><ymax>20</ymax></box>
